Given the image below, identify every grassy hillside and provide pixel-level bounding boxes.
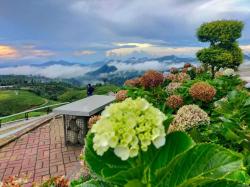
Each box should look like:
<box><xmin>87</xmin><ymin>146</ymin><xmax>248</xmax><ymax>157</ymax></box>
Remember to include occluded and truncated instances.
<box><xmin>0</xmin><ymin>90</ymin><xmax>47</xmax><ymax>116</ymax></box>
<box><xmin>0</xmin><ymin>84</ymin><xmax>119</xmax><ymax>121</ymax></box>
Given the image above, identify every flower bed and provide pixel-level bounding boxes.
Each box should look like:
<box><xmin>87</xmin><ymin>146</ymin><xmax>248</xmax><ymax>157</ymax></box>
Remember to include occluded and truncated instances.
<box><xmin>3</xmin><ymin>62</ymin><xmax>250</xmax><ymax>187</ymax></box>
<box><xmin>74</xmin><ymin>64</ymin><xmax>250</xmax><ymax>186</ymax></box>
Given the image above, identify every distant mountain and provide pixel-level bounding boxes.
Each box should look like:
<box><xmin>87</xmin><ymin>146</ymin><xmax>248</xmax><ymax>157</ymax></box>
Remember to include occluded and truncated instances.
<box><xmin>87</xmin><ymin>64</ymin><xmax>117</xmax><ymax>76</ymax></box>
<box><xmin>244</xmin><ymin>54</ymin><xmax>250</xmax><ymax>61</ymax></box>
<box><xmin>0</xmin><ymin>55</ymin><xmax>197</xmax><ymax>84</ymax></box>
<box><xmin>154</xmin><ymin>55</ymin><xmax>196</xmax><ymax>62</ymax></box>
<box><xmin>76</xmin><ymin>55</ymin><xmax>198</xmax><ymax>85</ymax></box>
<box><xmin>87</xmin><ymin>55</ymin><xmax>197</xmax><ymax>75</ymax></box>
<box><xmin>2</xmin><ymin>54</ymin><xmax>250</xmax><ymax>85</ymax></box>
<box><xmin>32</xmin><ymin>60</ymin><xmax>85</xmax><ymax>67</ymax></box>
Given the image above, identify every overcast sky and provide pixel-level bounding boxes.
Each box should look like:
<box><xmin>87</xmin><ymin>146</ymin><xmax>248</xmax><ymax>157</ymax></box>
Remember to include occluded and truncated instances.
<box><xmin>0</xmin><ymin>0</ymin><xmax>250</xmax><ymax>64</ymax></box>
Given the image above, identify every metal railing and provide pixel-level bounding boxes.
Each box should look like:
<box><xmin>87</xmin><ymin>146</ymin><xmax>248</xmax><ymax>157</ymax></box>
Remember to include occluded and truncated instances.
<box><xmin>0</xmin><ymin>102</ymin><xmax>69</xmax><ymax>127</ymax></box>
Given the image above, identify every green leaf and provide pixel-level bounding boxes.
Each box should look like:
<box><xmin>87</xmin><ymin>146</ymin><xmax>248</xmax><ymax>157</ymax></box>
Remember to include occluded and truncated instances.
<box><xmin>244</xmin><ymin>98</ymin><xmax>250</xmax><ymax>107</ymax></box>
<box><xmin>85</xmin><ymin>133</ymin><xmax>141</xmax><ymax>186</ymax></box>
<box><xmin>155</xmin><ymin>144</ymin><xmax>245</xmax><ymax>187</ymax></box>
<box><xmin>228</xmin><ymin>90</ymin><xmax>238</xmax><ymax>100</ymax></box>
<box><xmin>223</xmin><ymin>127</ymin><xmax>241</xmax><ymax>142</ymax></box>
<box><xmin>103</xmin><ymin>166</ymin><xmax>142</xmax><ymax>185</ymax></box>
<box><xmin>150</xmin><ymin>131</ymin><xmax>195</xmax><ymax>171</ymax></box>
<box><xmin>224</xmin><ymin>170</ymin><xmax>250</xmax><ymax>184</ymax></box>
<box><xmin>124</xmin><ymin>179</ymin><xmax>145</xmax><ymax>187</ymax></box>
<box><xmin>219</xmin><ymin>117</ymin><xmax>233</xmax><ymax>123</ymax></box>
<box><xmin>85</xmin><ymin>132</ymin><xmax>194</xmax><ymax>186</ymax></box>
<box><xmin>178</xmin><ymin>178</ymin><xmax>247</xmax><ymax>187</ymax></box>
<box><xmin>84</xmin><ymin>133</ymin><xmax>131</xmax><ymax>179</ymax></box>
<box><xmin>163</xmin><ymin>115</ymin><xmax>174</xmax><ymax>130</ymax></box>
<box><xmin>78</xmin><ymin>179</ymin><xmax>112</xmax><ymax>187</ymax></box>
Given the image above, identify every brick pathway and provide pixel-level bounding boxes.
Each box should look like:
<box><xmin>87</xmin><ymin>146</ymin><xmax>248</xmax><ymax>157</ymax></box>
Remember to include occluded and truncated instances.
<box><xmin>0</xmin><ymin>118</ymin><xmax>82</xmax><ymax>186</ymax></box>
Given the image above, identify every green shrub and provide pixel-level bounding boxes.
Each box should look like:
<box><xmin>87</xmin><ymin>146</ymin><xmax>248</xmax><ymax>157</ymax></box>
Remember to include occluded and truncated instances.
<box><xmin>82</xmin><ymin>132</ymin><xmax>249</xmax><ymax>186</ymax></box>
<box><xmin>78</xmin><ymin>99</ymin><xmax>250</xmax><ymax>186</ymax></box>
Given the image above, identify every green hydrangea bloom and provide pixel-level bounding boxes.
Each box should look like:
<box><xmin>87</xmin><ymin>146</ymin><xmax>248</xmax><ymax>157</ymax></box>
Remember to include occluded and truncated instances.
<box><xmin>91</xmin><ymin>98</ymin><xmax>166</xmax><ymax>160</ymax></box>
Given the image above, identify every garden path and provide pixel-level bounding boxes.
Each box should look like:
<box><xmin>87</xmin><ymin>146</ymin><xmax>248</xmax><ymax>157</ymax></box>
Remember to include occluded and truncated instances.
<box><xmin>0</xmin><ymin>118</ymin><xmax>82</xmax><ymax>186</ymax></box>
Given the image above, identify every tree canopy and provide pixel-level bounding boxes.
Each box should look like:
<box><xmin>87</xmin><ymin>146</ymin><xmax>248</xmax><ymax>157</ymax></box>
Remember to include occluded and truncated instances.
<box><xmin>197</xmin><ymin>20</ymin><xmax>244</xmax><ymax>45</ymax></box>
<box><xmin>196</xmin><ymin>20</ymin><xmax>244</xmax><ymax>77</ymax></box>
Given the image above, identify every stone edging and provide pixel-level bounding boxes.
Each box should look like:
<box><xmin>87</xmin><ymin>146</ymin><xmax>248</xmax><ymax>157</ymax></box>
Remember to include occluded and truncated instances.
<box><xmin>0</xmin><ymin>116</ymin><xmax>54</xmax><ymax>148</ymax></box>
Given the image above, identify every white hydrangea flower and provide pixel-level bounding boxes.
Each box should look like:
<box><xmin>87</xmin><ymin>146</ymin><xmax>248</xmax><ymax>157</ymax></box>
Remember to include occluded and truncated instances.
<box><xmin>168</xmin><ymin>104</ymin><xmax>210</xmax><ymax>133</ymax></box>
<box><xmin>223</xmin><ymin>68</ymin><xmax>235</xmax><ymax>76</ymax></box>
<box><xmin>153</xmin><ymin>136</ymin><xmax>166</xmax><ymax>148</ymax></box>
<box><xmin>91</xmin><ymin>98</ymin><xmax>167</xmax><ymax>160</ymax></box>
<box><xmin>214</xmin><ymin>97</ymin><xmax>228</xmax><ymax>108</ymax></box>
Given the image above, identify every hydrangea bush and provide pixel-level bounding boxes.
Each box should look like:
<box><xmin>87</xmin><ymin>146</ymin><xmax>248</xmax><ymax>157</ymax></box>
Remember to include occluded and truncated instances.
<box><xmin>164</xmin><ymin>72</ymin><xmax>191</xmax><ymax>83</ymax></box>
<box><xmin>82</xmin><ymin>99</ymin><xmax>249</xmax><ymax>186</ymax></box>
<box><xmin>223</xmin><ymin>68</ymin><xmax>235</xmax><ymax>76</ymax></box>
<box><xmin>140</xmin><ymin>70</ymin><xmax>164</xmax><ymax>88</ymax></box>
<box><xmin>168</xmin><ymin>104</ymin><xmax>210</xmax><ymax>133</ymax></box>
<box><xmin>115</xmin><ymin>90</ymin><xmax>128</xmax><ymax>102</ymax></box>
<box><xmin>165</xmin><ymin>82</ymin><xmax>182</xmax><ymax>95</ymax></box>
<box><xmin>166</xmin><ymin>95</ymin><xmax>183</xmax><ymax>110</ymax></box>
<box><xmin>124</xmin><ymin>77</ymin><xmax>141</xmax><ymax>87</ymax></box>
<box><xmin>189</xmin><ymin>82</ymin><xmax>216</xmax><ymax>102</ymax></box>
<box><xmin>88</xmin><ymin>115</ymin><xmax>101</xmax><ymax>129</ymax></box>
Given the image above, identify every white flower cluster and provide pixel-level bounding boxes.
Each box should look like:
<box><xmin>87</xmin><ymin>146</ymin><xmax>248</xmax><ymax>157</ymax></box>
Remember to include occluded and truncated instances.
<box><xmin>166</xmin><ymin>82</ymin><xmax>182</xmax><ymax>95</ymax></box>
<box><xmin>168</xmin><ymin>104</ymin><xmax>210</xmax><ymax>133</ymax></box>
<box><xmin>91</xmin><ymin>98</ymin><xmax>166</xmax><ymax>160</ymax></box>
<box><xmin>223</xmin><ymin>68</ymin><xmax>235</xmax><ymax>76</ymax></box>
<box><xmin>214</xmin><ymin>97</ymin><xmax>228</xmax><ymax>108</ymax></box>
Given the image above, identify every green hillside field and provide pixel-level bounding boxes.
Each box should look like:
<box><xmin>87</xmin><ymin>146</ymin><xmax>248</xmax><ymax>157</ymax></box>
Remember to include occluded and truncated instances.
<box><xmin>0</xmin><ymin>84</ymin><xmax>119</xmax><ymax>123</ymax></box>
<box><xmin>0</xmin><ymin>90</ymin><xmax>48</xmax><ymax>117</ymax></box>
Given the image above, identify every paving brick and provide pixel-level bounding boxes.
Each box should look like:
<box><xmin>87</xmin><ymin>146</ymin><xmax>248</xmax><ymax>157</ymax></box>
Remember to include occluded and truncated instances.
<box><xmin>0</xmin><ymin>162</ymin><xmax>8</xmax><ymax>169</ymax></box>
<box><xmin>4</xmin><ymin>167</ymin><xmax>14</xmax><ymax>175</ymax></box>
<box><xmin>23</xmin><ymin>182</ymin><xmax>33</xmax><ymax>187</ymax></box>
<box><xmin>35</xmin><ymin>171</ymin><xmax>50</xmax><ymax>179</ymax></box>
<box><xmin>0</xmin><ymin>118</ymin><xmax>82</xmax><ymax>184</ymax></box>
<box><xmin>57</xmin><ymin>165</ymin><xmax>65</xmax><ymax>172</ymax></box>
<box><xmin>35</xmin><ymin>161</ymin><xmax>43</xmax><ymax>170</ymax></box>
<box><xmin>50</xmin><ymin>166</ymin><xmax>57</xmax><ymax>173</ymax></box>
<box><xmin>20</xmin><ymin>167</ymin><xmax>35</xmax><ymax>173</ymax></box>
<box><xmin>35</xmin><ymin>167</ymin><xmax>49</xmax><ymax>174</ymax></box>
<box><xmin>50</xmin><ymin>171</ymin><xmax>65</xmax><ymax>177</ymax></box>
<box><xmin>0</xmin><ymin>172</ymin><xmax>4</xmax><ymax>180</ymax></box>
<box><xmin>50</xmin><ymin>161</ymin><xmax>64</xmax><ymax>167</ymax></box>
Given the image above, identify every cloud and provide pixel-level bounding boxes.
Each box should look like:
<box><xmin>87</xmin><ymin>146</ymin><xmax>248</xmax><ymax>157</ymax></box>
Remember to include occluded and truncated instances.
<box><xmin>109</xmin><ymin>60</ymin><xmax>186</xmax><ymax>72</ymax></box>
<box><xmin>74</xmin><ymin>50</ymin><xmax>96</xmax><ymax>56</ymax></box>
<box><xmin>106</xmin><ymin>43</ymin><xmax>201</xmax><ymax>57</ymax></box>
<box><xmin>114</xmin><ymin>43</ymin><xmax>153</xmax><ymax>48</ymax></box>
<box><xmin>19</xmin><ymin>45</ymin><xmax>54</xmax><ymax>59</ymax></box>
<box><xmin>0</xmin><ymin>65</ymin><xmax>95</xmax><ymax>78</ymax></box>
<box><xmin>106</xmin><ymin>43</ymin><xmax>250</xmax><ymax>58</ymax></box>
<box><xmin>1</xmin><ymin>0</ymin><xmax>250</xmax><ymax>62</ymax></box>
<box><xmin>69</xmin><ymin>0</ymin><xmax>250</xmax><ymax>43</ymax></box>
<box><xmin>240</xmin><ymin>45</ymin><xmax>250</xmax><ymax>53</ymax></box>
<box><xmin>196</xmin><ymin>0</ymin><xmax>250</xmax><ymax>15</ymax></box>
<box><xmin>0</xmin><ymin>45</ymin><xmax>18</xmax><ymax>59</ymax></box>
<box><xmin>0</xmin><ymin>44</ymin><xmax>54</xmax><ymax>61</ymax></box>
<box><xmin>109</xmin><ymin>60</ymin><xmax>165</xmax><ymax>71</ymax></box>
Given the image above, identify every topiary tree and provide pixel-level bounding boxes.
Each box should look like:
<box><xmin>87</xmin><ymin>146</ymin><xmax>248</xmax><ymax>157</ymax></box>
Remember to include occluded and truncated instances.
<box><xmin>196</xmin><ymin>20</ymin><xmax>244</xmax><ymax>77</ymax></box>
<box><xmin>197</xmin><ymin>47</ymin><xmax>233</xmax><ymax>76</ymax></box>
